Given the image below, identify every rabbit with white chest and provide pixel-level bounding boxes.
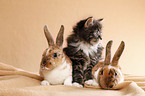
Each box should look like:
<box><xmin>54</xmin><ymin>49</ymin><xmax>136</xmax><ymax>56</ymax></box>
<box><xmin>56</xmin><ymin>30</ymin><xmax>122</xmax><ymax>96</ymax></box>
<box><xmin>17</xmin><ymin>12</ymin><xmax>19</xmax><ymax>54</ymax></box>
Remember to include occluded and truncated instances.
<box><xmin>40</xmin><ymin>25</ymin><xmax>72</xmax><ymax>86</ymax></box>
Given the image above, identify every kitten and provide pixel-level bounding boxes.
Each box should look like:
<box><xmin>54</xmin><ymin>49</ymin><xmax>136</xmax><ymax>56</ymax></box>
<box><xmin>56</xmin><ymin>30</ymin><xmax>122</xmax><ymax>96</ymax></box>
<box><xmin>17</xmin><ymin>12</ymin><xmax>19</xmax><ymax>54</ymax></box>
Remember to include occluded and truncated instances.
<box><xmin>63</xmin><ymin>17</ymin><xmax>104</xmax><ymax>87</ymax></box>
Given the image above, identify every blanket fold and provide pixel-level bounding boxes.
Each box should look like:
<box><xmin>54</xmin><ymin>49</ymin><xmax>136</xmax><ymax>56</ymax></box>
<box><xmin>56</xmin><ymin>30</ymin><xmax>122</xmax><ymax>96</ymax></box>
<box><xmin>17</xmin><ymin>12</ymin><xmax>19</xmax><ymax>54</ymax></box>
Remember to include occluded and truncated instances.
<box><xmin>0</xmin><ymin>62</ymin><xmax>145</xmax><ymax>96</ymax></box>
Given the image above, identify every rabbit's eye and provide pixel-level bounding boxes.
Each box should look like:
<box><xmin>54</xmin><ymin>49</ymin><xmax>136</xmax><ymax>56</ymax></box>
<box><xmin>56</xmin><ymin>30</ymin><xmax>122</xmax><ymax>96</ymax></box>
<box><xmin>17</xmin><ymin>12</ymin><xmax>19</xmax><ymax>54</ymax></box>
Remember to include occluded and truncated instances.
<box><xmin>115</xmin><ymin>72</ymin><xmax>117</xmax><ymax>76</ymax></box>
<box><xmin>53</xmin><ymin>53</ymin><xmax>57</xmax><ymax>58</ymax></box>
<box><xmin>100</xmin><ymin>70</ymin><xmax>103</xmax><ymax>75</ymax></box>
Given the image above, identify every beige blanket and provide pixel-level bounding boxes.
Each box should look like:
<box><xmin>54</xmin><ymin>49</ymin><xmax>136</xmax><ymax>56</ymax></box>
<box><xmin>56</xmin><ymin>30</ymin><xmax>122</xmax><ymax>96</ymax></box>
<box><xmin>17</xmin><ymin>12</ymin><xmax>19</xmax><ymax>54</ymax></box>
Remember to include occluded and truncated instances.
<box><xmin>0</xmin><ymin>62</ymin><xmax>145</xmax><ymax>96</ymax></box>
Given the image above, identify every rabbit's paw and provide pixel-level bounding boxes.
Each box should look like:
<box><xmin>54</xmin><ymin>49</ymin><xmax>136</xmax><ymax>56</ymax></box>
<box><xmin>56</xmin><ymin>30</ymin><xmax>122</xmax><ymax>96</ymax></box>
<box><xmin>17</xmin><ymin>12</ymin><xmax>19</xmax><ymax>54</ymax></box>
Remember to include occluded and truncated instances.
<box><xmin>72</xmin><ymin>82</ymin><xmax>83</xmax><ymax>88</ymax></box>
<box><xmin>64</xmin><ymin>76</ymin><xmax>72</xmax><ymax>86</ymax></box>
<box><xmin>41</xmin><ymin>80</ymin><xmax>50</xmax><ymax>86</ymax></box>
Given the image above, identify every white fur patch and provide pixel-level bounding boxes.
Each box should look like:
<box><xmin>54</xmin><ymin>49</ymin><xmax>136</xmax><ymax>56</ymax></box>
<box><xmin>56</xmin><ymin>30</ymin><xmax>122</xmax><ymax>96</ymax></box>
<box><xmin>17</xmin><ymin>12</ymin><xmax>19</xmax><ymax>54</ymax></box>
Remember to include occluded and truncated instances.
<box><xmin>94</xmin><ymin>67</ymin><xmax>101</xmax><ymax>84</ymax></box>
<box><xmin>40</xmin><ymin>59</ymin><xmax>72</xmax><ymax>85</ymax></box>
<box><xmin>108</xmin><ymin>65</ymin><xmax>112</xmax><ymax>69</ymax></box>
<box><xmin>64</xmin><ymin>76</ymin><xmax>72</xmax><ymax>86</ymax></box>
<box><xmin>43</xmin><ymin>67</ymin><xmax>51</xmax><ymax>70</ymax></box>
<box><xmin>85</xmin><ymin>79</ymin><xmax>99</xmax><ymax>86</ymax></box>
<box><xmin>77</xmin><ymin>40</ymin><xmax>102</xmax><ymax>57</ymax></box>
<box><xmin>72</xmin><ymin>82</ymin><xmax>83</xmax><ymax>88</ymax></box>
<box><xmin>41</xmin><ymin>80</ymin><xmax>50</xmax><ymax>86</ymax></box>
<box><xmin>117</xmin><ymin>69</ymin><xmax>124</xmax><ymax>83</ymax></box>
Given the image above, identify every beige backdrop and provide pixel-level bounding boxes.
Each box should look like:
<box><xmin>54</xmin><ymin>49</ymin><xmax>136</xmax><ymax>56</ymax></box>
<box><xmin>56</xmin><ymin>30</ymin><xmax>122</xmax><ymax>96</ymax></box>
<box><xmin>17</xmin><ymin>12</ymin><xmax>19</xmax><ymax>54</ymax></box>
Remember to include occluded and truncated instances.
<box><xmin>0</xmin><ymin>0</ymin><xmax>145</xmax><ymax>75</ymax></box>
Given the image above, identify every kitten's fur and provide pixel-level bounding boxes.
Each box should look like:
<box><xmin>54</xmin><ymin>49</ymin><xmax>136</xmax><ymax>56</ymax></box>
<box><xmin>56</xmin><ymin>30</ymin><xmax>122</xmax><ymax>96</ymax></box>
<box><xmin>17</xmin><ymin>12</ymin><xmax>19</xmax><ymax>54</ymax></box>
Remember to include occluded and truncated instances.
<box><xmin>63</xmin><ymin>17</ymin><xmax>103</xmax><ymax>87</ymax></box>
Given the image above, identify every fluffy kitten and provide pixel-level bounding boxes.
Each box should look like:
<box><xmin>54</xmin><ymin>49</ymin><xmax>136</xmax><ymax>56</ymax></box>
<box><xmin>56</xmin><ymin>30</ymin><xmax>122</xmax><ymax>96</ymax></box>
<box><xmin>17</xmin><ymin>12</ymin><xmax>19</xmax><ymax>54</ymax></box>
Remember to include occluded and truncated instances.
<box><xmin>63</xmin><ymin>17</ymin><xmax>103</xmax><ymax>87</ymax></box>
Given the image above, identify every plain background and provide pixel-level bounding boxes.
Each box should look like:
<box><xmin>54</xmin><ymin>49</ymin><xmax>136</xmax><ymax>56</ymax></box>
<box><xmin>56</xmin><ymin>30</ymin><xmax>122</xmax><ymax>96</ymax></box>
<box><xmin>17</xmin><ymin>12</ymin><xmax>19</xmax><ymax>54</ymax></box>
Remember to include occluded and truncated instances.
<box><xmin>0</xmin><ymin>0</ymin><xmax>145</xmax><ymax>75</ymax></box>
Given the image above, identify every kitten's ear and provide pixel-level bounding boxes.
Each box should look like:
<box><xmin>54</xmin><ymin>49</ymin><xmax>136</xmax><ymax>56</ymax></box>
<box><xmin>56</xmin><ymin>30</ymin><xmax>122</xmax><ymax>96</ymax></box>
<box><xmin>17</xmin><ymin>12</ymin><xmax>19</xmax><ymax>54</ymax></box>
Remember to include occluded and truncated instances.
<box><xmin>84</xmin><ymin>17</ymin><xmax>94</xmax><ymax>28</ymax></box>
<box><xmin>97</xmin><ymin>18</ymin><xmax>103</xmax><ymax>22</ymax></box>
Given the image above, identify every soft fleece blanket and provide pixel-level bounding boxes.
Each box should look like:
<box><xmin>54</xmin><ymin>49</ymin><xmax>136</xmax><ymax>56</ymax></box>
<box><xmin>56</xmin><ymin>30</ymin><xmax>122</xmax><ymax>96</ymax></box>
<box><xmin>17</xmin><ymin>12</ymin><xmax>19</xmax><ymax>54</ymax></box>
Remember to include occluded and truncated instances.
<box><xmin>0</xmin><ymin>62</ymin><xmax>145</xmax><ymax>96</ymax></box>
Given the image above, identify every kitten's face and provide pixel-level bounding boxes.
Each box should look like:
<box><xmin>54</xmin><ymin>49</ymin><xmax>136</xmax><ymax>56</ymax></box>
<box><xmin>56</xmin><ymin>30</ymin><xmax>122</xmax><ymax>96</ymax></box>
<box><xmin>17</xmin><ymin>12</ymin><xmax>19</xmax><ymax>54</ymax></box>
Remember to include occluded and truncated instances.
<box><xmin>84</xmin><ymin>20</ymin><xmax>102</xmax><ymax>44</ymax></box>
<box><xmin>74</xmin><ymin>17</ymin><xmax>103</xmax><ymax>45</ymax></box>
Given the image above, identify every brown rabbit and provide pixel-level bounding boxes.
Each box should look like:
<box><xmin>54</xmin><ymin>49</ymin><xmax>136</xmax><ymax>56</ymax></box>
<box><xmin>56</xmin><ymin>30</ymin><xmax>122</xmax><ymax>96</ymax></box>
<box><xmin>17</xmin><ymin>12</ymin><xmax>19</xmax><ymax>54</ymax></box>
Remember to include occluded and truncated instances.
<box><xmin>91</xmin><ymin>40</ymin><xmax>125</xmax><ymax>89</ymax></box>
<box><xmin>39</xmin><ymin>25</ymin><xmax>72</xmax><ymax>86</ymax></box>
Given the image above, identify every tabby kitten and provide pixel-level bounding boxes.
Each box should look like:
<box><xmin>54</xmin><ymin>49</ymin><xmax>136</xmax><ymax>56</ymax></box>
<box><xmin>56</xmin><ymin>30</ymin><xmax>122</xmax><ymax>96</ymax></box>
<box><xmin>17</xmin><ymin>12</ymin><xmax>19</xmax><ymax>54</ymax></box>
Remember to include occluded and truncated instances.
<box><xmin>63</xmin><ymin>17</ymin><xmax>104</xmax><ymax>87</ymax></box>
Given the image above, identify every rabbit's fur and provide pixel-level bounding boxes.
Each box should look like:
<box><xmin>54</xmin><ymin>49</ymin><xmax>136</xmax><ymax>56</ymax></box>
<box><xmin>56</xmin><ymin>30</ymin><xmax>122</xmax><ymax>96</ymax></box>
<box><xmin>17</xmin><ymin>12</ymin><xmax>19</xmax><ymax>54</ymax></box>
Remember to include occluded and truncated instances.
<box><xmin>91</xmin><ymin>40</ymin><xmax>125</xmax><ymax>89</ymax></box>
<box><xmin>40</xmin><ymin>25</ymin><xmax>72</xmax><ymax>85</ymax></box>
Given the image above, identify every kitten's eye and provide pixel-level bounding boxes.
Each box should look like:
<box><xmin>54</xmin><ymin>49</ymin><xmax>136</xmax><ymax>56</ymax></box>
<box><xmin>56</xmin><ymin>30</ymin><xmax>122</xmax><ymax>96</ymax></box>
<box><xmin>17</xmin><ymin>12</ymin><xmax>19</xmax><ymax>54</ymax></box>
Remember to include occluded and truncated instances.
<box><xmin>53</xmin><ymin>53</ymin><xmax>57</xmax><ymax>58</ymax></box>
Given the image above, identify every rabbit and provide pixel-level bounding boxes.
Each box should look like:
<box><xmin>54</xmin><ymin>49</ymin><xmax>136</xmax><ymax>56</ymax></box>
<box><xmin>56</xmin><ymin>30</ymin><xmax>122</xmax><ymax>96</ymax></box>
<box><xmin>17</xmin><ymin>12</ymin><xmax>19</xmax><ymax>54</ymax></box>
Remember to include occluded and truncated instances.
<box><xmin>39</xmin><ymin>25</ymin><xmax>72</xmax><ymax>86</ymax></box>
<box><xmin>87</xmin><ymin>40</ymin><xmax>125</xmax><ymax>89</ymax></box>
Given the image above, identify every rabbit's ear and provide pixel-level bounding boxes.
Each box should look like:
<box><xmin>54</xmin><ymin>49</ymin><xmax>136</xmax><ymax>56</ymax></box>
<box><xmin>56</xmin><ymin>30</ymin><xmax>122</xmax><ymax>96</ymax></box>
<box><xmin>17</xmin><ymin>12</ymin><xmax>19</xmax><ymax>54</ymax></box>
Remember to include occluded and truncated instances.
<box><xmin>111</xmin><ymin>41</ymin><xmax>125</xmax><ymax>66</ymax></box>
<box><xmin>104</xmin><ymin>40</ymin><xmax>113</xmax><ymax>65</ymax></box>
<box><xmin>84</xmin><ymin>17</ymin><xmax>93</xmax><ymax>28</ymax></box>
<box><xmin>44</xmin><ymin>25</ymin><xmax>54</xmax><ymax>47</ymax></box>
<box><xmin>56</xmin><ymin>25</ymin><xmax>64</xmax><ymax>47</ymax></box>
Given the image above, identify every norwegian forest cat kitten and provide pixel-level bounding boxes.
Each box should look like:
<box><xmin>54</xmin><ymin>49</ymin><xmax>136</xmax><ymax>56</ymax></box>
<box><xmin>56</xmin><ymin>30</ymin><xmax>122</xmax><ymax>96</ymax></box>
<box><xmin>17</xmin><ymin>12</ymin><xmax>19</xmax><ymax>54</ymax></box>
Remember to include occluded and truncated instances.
<box><xmin>63</xmin><ymin>17</ymin><xmax>104</xmax><ymax>87</ymax></box>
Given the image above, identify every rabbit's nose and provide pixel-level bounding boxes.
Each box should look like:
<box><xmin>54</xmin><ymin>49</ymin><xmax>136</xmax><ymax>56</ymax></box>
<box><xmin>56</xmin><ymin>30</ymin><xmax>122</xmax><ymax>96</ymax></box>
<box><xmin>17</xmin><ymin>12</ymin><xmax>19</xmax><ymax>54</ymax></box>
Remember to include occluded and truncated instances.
<box><xmin>43</xmin><ymin>58</ymin><xmax>50</xmax><ymax>65</ymax></box>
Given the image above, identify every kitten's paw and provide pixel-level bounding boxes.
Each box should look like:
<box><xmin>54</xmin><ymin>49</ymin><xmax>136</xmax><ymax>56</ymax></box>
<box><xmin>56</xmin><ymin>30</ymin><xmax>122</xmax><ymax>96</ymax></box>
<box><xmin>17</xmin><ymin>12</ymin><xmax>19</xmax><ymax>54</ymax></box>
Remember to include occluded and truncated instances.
<box><xmin>85</xmin><ymin>79</ymin><xmax>99</xmax><ymax>86</ymax></box>
<box><xmin>64</xmin><ymin>76</ymin><xmax>72</xmax><ymax>86</ymax></box>
<box><xmin>72</xmin><ymin>82</ymin><xmax>83</xmax><ymax>88</ymax></box>
<box><xmin>41</xmin><ymin>80</ymin><xmax>50</xmax><ymax>86</ymax></box>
